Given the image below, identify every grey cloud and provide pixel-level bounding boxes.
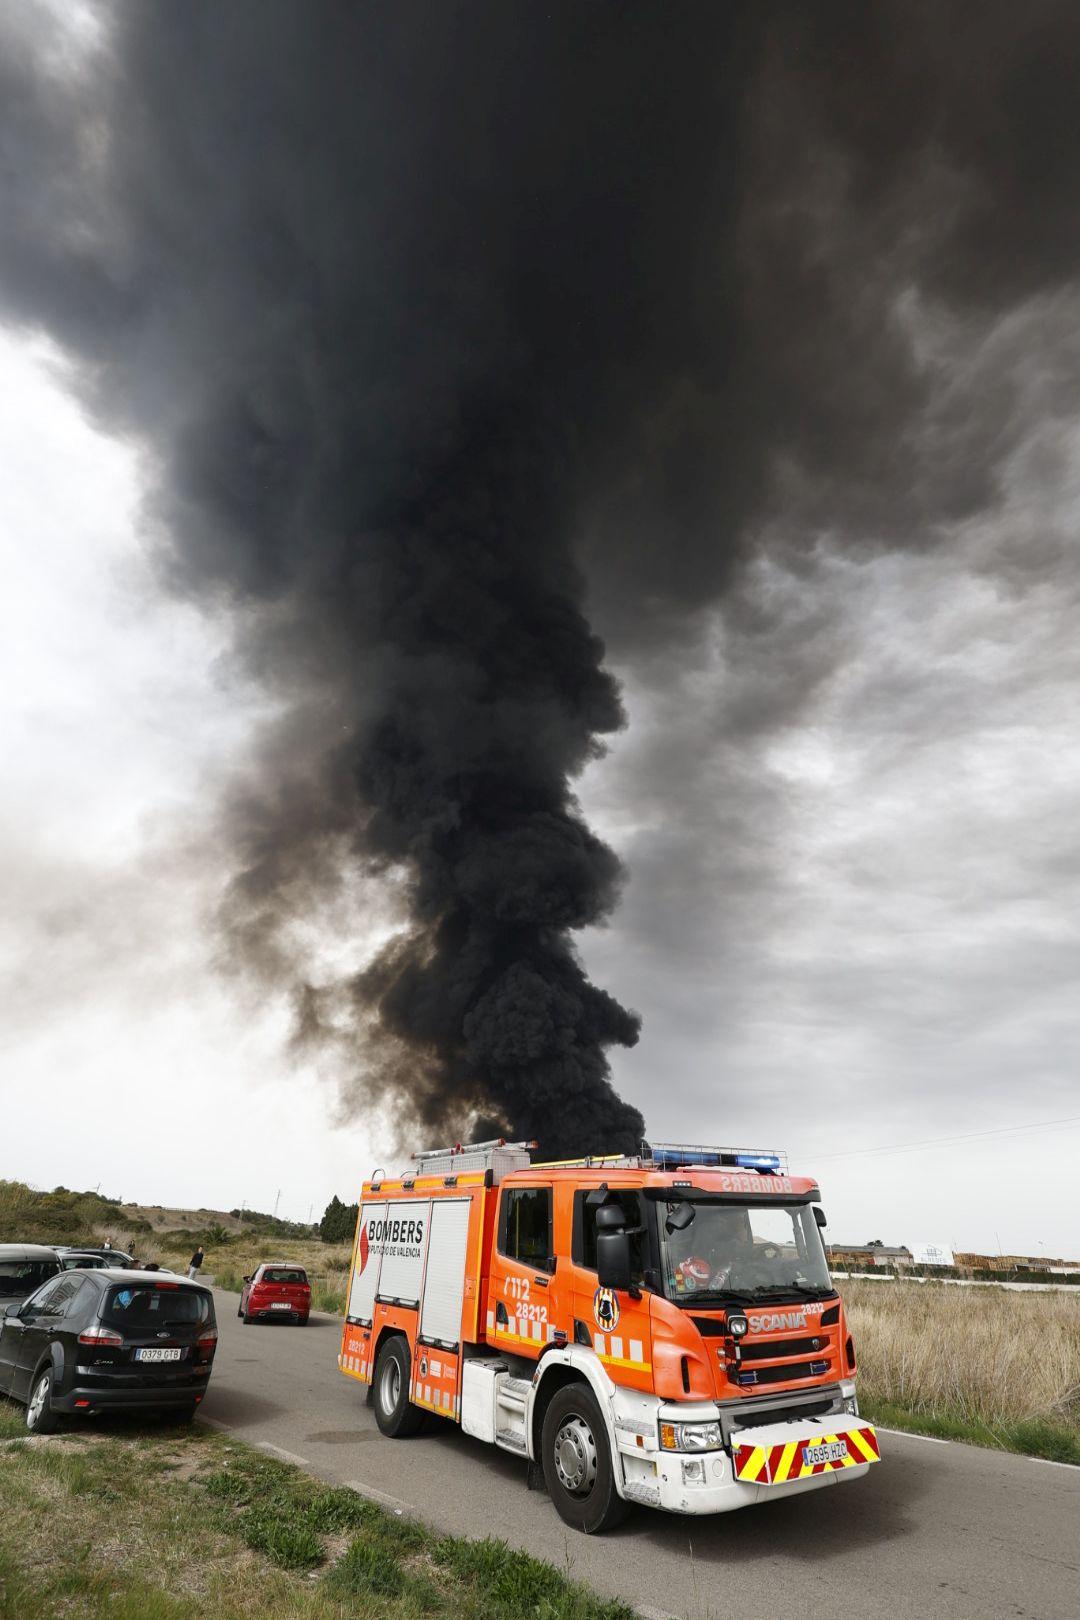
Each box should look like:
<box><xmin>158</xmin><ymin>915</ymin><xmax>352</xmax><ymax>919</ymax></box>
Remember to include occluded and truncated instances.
<box><xmin>4</xmin><ymin>2</ymin><xmax>1080</xmax><ymax>1160</ymax></box>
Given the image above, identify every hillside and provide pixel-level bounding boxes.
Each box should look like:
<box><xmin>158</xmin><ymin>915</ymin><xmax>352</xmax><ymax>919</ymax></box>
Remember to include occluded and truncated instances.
<box><xmin>0</xmin><ymin>1180</ymin><xmax>315</xmax><ymax>1253</ymax></box>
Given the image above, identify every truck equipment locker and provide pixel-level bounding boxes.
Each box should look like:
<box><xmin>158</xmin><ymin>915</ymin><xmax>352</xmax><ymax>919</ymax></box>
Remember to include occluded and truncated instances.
<box><xmin>419</xmin><ymin>1198</ymin><xmax>471</xmax><ymax>1348</ymax></box>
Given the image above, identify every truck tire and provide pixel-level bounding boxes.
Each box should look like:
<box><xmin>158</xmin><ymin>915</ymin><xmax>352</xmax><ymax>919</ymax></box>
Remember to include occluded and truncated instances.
<box><xmin>541</xmin><ymin>1383</ymin><xmax>627</xmax><ymax>1534</ymax></box>
<box><xmin>372</xmin><ymin>1337</ymin><xmax>424</xmax><ymax>1438</ymax></box>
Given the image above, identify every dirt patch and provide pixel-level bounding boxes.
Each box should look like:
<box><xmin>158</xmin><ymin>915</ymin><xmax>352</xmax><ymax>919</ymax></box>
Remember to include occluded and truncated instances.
<box><xmin>0</xmin><ymin>1433</ymin><xmax>87</xmax><ymax>1454</ymax></box>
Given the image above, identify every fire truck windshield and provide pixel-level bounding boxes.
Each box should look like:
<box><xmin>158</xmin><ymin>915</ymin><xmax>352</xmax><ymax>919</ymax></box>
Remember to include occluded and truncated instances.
<box><xmin>658</xmin><ymin>1200</ymin><xmax>833</xmax><ymax>1305</ymax></box>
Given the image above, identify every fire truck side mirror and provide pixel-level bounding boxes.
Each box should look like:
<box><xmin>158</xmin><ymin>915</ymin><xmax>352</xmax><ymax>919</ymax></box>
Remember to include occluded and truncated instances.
<box><xmin>813</xmin><ymin>1206</ymin><xmax>827</xmax><ymax>1229</ymax></box>
<box><xmin>665</xmin><ymin>1201</ymin><xmax>695</xmax><ymax>1235</ymax></box>
<box><xmin>596</xmin><ymin>1229</ymin><xmax>633</xmax><ymax>1293</ymax></box>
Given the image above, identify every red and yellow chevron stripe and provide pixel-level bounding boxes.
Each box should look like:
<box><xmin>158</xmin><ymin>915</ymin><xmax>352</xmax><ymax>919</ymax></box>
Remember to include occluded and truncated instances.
<box><xmin>734</xmin><ymin>1425</ymin><xmax>880</xmax><ymax>1485</ymax></box>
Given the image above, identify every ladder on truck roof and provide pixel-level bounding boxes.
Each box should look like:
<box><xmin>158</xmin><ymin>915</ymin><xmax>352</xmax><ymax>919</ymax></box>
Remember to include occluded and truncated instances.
<box><xmin>403</xmin><ymin>1137</ymin><xmax>537</xmax><ymax>1184</ymax></box>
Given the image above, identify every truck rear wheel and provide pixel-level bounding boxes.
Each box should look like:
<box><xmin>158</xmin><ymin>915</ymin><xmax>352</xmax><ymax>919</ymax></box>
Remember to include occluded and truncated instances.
<box><xmin>541</xmin><ymin>1383</ymin><xmax>627</xmax><ymax>1534</ymax></box>
<box><xmin>372</xmin><ymin>1337</ymin><xmax>425</xmax><ymax>1438</ymax></box>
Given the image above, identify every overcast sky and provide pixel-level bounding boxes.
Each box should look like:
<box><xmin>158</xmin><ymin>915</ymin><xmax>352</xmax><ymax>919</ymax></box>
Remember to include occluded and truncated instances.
<box><xmin>1</xmin><ymin>5</ymin><xmax>1078</xmax><ymax>1257</ymax></box>
<box><xmin>2</xmin><ymin>319</ymin><xmax>1077</xmax><ymax>1254</ymax></box>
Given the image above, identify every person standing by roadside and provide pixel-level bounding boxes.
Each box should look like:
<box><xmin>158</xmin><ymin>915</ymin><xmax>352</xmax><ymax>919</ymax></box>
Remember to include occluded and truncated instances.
<box><xmin>187</xmin><ymin>1245</ymin><xmax>204</xmax><ymax>1281</ymax></box>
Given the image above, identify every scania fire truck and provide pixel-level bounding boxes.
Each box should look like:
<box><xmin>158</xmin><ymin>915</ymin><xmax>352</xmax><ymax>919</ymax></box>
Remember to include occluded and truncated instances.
<box><xmin>338</xmin><ymin>1138</ymin><xmax>879</xmax><ymax>1532</ymax></box>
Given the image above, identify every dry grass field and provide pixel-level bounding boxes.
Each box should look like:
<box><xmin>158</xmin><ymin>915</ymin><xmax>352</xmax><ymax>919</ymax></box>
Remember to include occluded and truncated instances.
<box><xmin>840</xmin><ymin>1278</ymin><xmax>1080</xmax><ymax>1460</ymax></box>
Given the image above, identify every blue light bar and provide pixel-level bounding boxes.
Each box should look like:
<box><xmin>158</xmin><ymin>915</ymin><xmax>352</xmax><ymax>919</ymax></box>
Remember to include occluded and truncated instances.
<box><xmin>735</xmin><ymin>1153</ymin><xmax>782</xmax><ymax>1172</ymax></box>
<box><xmin>645</xmin><ymin>1142</ymin><xmax>788</xmax><ymax>1173</ymax></box>
<box><xmin>651</xmin><ymin>1147</ymin><xmax>724</xmax><ymax>1169</ymax></box>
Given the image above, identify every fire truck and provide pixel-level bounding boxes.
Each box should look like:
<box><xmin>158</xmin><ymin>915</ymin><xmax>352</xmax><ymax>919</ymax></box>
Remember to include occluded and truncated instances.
<box><xmin>338</xmin><ymin>1138</ymin><xmax>879</xmax><ymax>1532</ymax></box>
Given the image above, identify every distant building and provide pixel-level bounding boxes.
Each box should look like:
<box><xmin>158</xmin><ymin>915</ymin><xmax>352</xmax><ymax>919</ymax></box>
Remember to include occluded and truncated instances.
<box><xmin>829</xmin><ymin>1243</ymin><xmax>1078</xmax><ymax>1275</ymax></box>
<box><xmin>954</xmin><ymin>1251</ymin><xmax>1078</xmax><ymax>1273</ymax></box>
<box><xmin>829</xmin><ymin>1242</ymin><xmax>913</xmax><ymax>1269</ymax></box>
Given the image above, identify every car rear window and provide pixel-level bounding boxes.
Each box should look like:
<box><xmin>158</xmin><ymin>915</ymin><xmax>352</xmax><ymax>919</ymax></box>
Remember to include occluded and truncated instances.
<box><xmin>101</xmin><ymin>1284</ymin><xmax>214</xmax><ymax>1327</ymax></box>
<box><xmin>262</xmin><ymin>1268</ymin><xmax>307</xmax><ymax>1284</ymax></box>
<box><xmin>0</xmin><ymin>1261</ymin><xmax>59</xmax><ymax>1297</ymax></box>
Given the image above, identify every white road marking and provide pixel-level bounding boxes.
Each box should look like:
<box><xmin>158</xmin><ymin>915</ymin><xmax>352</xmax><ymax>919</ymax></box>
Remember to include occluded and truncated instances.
<box><xmin>876</xmin><ymin>1426</ymin><xmax>1080</xmax><ymax>1469</ymax></box>
<box><xmin>1004</xmin><ymin>1454</ymin><xmax>1080</xmax><ymax>1471</ymax></box>
<box><xmin>256</xmin><ymin>1440</ymin><xmax>311</xmax><ymax>1466</ymax></box>
<box><xmin>637</xmin><ymin>1605</ymin><xmax>677</xmax><ymax>1620</ymax></box>
<box><xmin>347</xmin><ymin>1477</ymin><xmax>412</xmax><ymax>1515</ymax></box>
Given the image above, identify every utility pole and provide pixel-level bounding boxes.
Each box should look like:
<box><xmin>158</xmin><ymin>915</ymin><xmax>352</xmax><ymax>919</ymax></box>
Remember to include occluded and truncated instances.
<box><xmin>273</xmin><ymin>1188</ymin><xmax>282</xmax><ymax>1220</ymax></box>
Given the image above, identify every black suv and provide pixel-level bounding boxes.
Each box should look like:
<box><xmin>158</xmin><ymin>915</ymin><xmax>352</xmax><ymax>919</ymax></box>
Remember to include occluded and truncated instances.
<box><xmin>0</xmin><ymin>1269</ymin><xmax>218</xmax><ymax>1432</ymax></box>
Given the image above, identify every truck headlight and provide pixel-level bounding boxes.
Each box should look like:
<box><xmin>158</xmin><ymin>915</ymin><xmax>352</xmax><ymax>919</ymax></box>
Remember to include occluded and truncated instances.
<box><xmin>659</xmin><ymin>1420</ymin><xmax>723</xmax><ymax>1452</ymax></box>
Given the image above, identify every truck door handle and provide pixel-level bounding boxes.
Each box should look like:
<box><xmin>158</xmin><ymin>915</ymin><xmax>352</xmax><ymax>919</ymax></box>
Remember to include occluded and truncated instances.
<box><xmin>532</xmin><ymin>1275</ymin><xmax>549</xmax><ymax>1287</ymax></box>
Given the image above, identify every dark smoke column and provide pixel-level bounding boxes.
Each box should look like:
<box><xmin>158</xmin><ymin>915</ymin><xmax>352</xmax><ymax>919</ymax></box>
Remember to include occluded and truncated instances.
<box><xmin>0</xmin><ymin>2</ymin><xmax>674</xmax><ymax>1158</ymax></box>
<box><xmin>349</xmin><ymin>435</ymin><xmax>645</xmax><ymax>1156</ymax></box>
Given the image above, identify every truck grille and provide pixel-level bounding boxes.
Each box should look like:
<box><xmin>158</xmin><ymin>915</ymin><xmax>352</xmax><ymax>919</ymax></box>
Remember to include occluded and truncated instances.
<box><xmin>738</xmin><ymin>1358</ymin><xmax>830</xmax><ymax>1386</ymax></box>
<box><xmin>740</xmin><ymin>1335</ymin><xmax>826</xmax><ymax>1361</ymax></box>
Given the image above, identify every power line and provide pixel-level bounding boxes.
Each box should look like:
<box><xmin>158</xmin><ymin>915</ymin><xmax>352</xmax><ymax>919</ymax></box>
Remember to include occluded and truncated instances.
<box><xmin>806</xmin><ymin>1114</ymin><xmax>1080</xmax><ymax>1163</ymax></box>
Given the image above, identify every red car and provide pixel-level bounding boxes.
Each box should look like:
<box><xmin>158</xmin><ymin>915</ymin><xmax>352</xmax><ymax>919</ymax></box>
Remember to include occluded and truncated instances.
<box><xmin>238</xmin><ymin>1263</ymin><xmax>311</xmax><ymax>1325</ymax></box>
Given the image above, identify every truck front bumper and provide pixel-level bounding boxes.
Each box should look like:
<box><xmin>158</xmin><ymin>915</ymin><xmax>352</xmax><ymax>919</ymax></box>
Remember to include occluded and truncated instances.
<box><xmin>617</xmin><ymin>1411</ymin><xmax>880</xmax><ymax>1516</ymax></box>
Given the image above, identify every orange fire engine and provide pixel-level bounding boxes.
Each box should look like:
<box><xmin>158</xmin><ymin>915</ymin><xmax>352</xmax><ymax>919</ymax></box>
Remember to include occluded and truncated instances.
<box><xmin>338</xmin><ymin>1138</ymin><xmax>879</xmax><ymax>1531</ymax></box>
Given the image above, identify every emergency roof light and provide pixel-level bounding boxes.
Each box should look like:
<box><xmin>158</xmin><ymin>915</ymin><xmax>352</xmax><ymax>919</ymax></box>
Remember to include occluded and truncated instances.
<box><xmin>644</xmin><ymin>1141</ymin><xmax>788</xmax><ymax>1174</ymax></box>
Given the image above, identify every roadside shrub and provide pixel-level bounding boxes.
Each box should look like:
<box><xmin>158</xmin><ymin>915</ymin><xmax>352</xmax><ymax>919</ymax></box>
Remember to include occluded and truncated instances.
<box><xmin>238</xmin><ymin>1506</ymin><xmax>323</xmax><ymax>1569</ymax></box>
<box><xmin>432</xmin><ymin>1535</ymin><xmax>637</xmax><ymax>1620</ymax></box>
<box><xmin>328</xmin><ymin>1537</ymin><xmax>408</xmax><ymax>1597</ymax></box>
<box><xmin>304</xmin><ymin>1487</ymin><xmax>378</xmax><ymax>1534</ymax></box>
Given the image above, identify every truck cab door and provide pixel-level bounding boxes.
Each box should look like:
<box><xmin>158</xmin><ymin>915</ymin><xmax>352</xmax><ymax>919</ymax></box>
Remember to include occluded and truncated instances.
<box><xmin>571</xmin><ymin>1187</ymin><xmax>653</xmax><ymax>1389</ymax></box>
<box><xmin>488</xmin><ymin>1183</ymin><xmax>564</xmax><ymax>1359</ymax></box>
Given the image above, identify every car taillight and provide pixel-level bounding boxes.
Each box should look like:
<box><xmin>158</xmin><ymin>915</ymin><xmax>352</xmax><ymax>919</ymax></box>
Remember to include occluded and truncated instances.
<box><xmin>79</xmin><ymin>1324</ymin><xmax>123</xmax><ymax>1347</ymax></box>
<box><xmin>197</xmin><ymin>1327</ymin><xmax>218</xmax><ymax>1349</ymax></box>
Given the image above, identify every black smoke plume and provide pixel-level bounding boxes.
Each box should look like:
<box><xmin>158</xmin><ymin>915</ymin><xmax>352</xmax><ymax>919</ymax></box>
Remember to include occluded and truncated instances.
<box><xmin>2</xmin><ymin>3</ymin><xmax>1079</xmax><ymax>1154</ymax></box>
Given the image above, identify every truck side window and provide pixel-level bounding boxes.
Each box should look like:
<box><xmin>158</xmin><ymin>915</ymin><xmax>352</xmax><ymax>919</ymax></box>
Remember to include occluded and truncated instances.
<box><xmin>576</xmin><ymin>1191</ymin><xmax>648</xmax><ymax>1283</ymax></box>
<box><xmin>500</xmin><ymin>1187</ymin><xmax>552</xmax><ymax>1270</ymax></box>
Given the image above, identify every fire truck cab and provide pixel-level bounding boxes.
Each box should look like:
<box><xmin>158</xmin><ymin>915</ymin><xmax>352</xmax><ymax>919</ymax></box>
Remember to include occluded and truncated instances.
<box><xmin>339</xmin><ymin>1138</ymin><xmax>879</xmax><ymax>1532</ymax></box>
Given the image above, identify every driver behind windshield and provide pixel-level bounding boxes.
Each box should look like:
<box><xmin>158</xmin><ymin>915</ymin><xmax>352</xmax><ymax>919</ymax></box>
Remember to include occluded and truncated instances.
<box><xmin>670</xmin><ymin>1208</ymin><xmax>756</xmax><ymax>1296</ymax></box>
<box><xmin>663</xmin><ymin>1200</ymin><xmax>831</xmax><ymax>1301</ymax></box>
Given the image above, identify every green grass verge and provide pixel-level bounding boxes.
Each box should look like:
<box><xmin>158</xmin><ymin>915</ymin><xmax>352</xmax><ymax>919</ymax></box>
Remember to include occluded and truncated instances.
<box><xmin>860</xmin><ymin>1398</ymin><xmax>1080</xmax><ymax>1465</ymax></box>
<box><xmin>0</xmin><ymin>1412</ymin><xmax>636</xmax><ymax>1619</ymax></box>
<box><xmin>0</xmin><ymin>1405</ymin><xmax>24</xmax><ymax>1441</ymax></box>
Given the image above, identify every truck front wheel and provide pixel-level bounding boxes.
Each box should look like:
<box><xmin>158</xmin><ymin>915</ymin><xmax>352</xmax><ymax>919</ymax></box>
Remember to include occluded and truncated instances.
<box><xmin>541</xmin><ymin>1383</ymin><xmax>627</xmax><ymax>1534</ymax></box>
<box><xmin>372</xmin><ymin>1337</ymin><xmax>425</xmax><ymax>1438</ymax></box>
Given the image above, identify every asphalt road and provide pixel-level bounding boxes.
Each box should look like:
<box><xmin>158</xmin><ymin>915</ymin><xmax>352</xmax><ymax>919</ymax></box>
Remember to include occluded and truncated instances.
<box><xmin>201</xmin><ymin>1289</ymin><xmax>1080</xmax><ymax>1620</ymax></box>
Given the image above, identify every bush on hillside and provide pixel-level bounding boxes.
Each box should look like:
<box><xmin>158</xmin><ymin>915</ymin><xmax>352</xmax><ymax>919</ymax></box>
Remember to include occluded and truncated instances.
<box><xmin>320</xmin><ymin>1196</ymin><xmax>359</xmax><ymax>1244</ymax></box>
<box><xmin>0</xmin><ymin>1180</ymin><xmax>152</xmax><ymax>1245</ymax></box>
